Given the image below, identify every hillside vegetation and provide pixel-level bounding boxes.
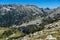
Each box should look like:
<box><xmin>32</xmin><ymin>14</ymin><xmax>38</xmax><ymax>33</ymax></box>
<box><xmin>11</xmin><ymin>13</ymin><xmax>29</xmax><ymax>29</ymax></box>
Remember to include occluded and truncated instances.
<box><xmin>0</xmin><ymin>27</ymin><xmax>25</xmax><ymax>40</ymax></box>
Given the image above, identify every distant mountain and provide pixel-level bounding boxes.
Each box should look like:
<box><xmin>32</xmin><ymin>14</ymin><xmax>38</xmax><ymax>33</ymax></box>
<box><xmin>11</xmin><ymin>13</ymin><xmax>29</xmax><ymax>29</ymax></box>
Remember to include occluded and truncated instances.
<box><xmin>0</xmin><ymin>4</ymin><xmax>53</xmax><ymax>27</ymax></box>
<box><xmin>41</xmin><ymin>7</ymin><xmax>60</xmax><ymax>25</ymax></box>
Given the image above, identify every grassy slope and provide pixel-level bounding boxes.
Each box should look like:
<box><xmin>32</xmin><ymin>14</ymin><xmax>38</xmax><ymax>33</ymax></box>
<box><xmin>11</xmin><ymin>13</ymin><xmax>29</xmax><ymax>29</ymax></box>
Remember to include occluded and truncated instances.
<box><xmin>0</xmin><ymin>27</ymin><xmax>25</xmax><ymax>40</ymax></box>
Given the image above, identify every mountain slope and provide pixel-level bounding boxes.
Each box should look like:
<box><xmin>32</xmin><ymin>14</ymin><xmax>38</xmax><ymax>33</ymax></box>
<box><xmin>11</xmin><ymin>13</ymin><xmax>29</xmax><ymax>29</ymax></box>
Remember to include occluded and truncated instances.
<box><xmin>17</xmin><ymin>20</ymin><xmax>60</xmax><ymax>40</ymax></box>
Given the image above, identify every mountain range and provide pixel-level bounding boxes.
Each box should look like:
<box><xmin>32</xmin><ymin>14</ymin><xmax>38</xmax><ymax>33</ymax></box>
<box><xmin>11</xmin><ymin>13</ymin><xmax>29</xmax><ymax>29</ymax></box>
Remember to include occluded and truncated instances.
<box><xmin>0</xmin><ymin>4</ymin><xmax>60</xmax><ymax>40</ymax></box>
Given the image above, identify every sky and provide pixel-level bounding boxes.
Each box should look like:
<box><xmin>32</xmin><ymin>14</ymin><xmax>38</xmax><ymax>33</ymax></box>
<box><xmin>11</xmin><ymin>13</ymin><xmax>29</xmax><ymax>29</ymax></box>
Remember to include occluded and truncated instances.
<box><xmin>0</xmin><ymin>0</ymin><xmax>60</xmax><ymax>8</ymax></box>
